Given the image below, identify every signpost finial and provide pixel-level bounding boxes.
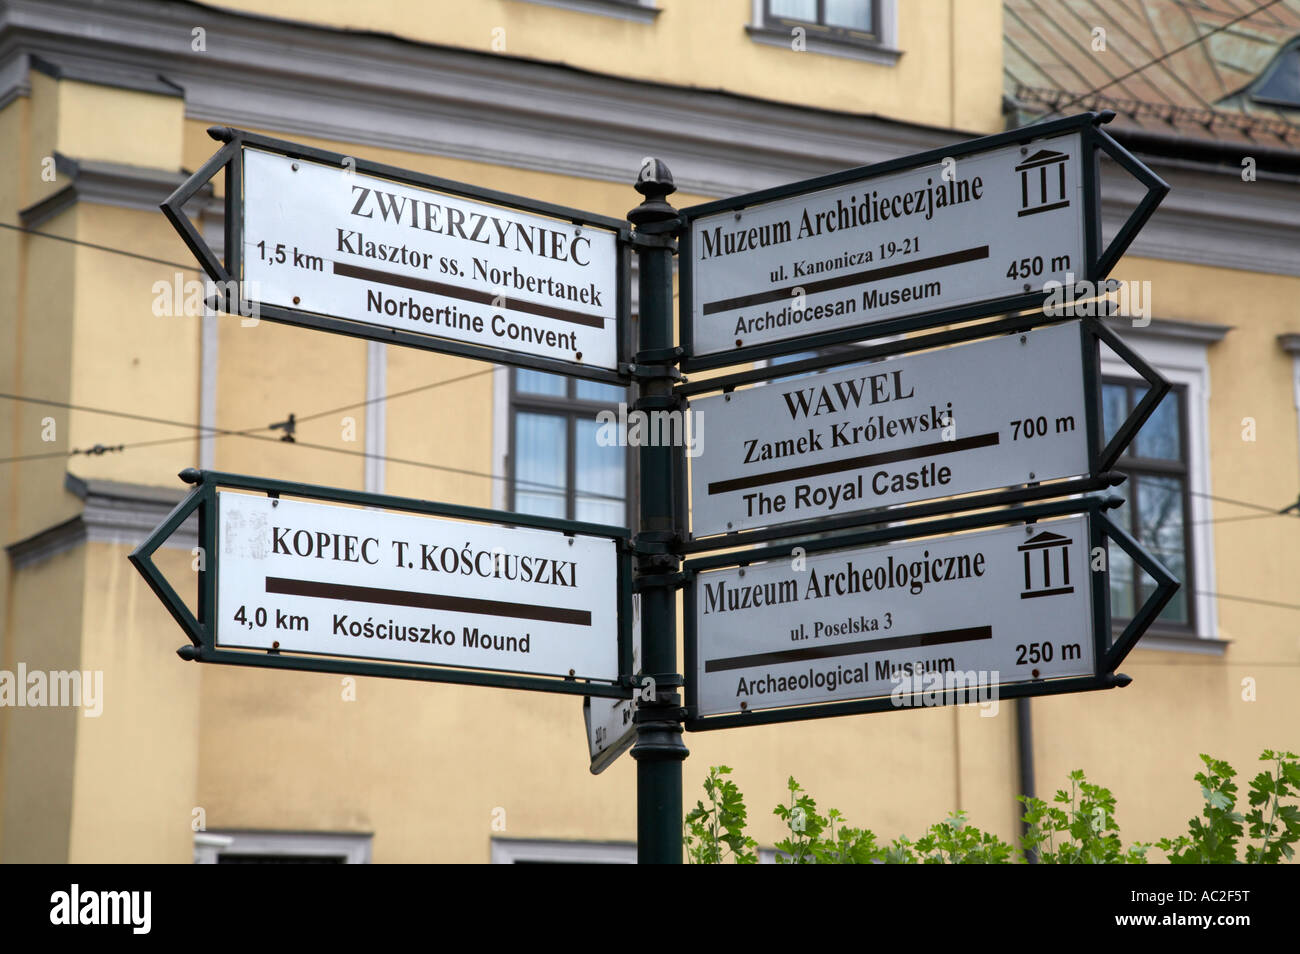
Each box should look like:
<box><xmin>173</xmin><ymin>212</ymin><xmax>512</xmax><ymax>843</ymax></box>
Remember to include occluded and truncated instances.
<box><xmin>630</xmin><ymin>157</ymin><xmax>677</xmax><ymax>226</ymax></box>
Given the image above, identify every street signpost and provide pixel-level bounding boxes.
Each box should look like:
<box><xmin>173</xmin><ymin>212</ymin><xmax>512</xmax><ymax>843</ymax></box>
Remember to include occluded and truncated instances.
<box><xmin>144</xmin><ymin>111</ymin><xmax>1177</xmax><ymax>862</ymax></box>
<box><xmin>162</xmin><ymin>127</ymin><xmax>631</xmax><ymax>384</ymax></box>
<box><xmin>685</xmin><ymin>319</ymin><xmax>1167</xmax><ymax>541</ymax></box>
<box><xmin>130</xmin><ymin>470</ymin><xmax>634</xmax><ymax>696</ymax></box>
<box><xmin>684</xmin><ymin>495</ymin><xmax>1178</xmax><ymax>730</ymax></box>
<box><xmin>679</xmin><ymin>111</ymin><xmax>1168</xmax><ymax>370</ymax></box>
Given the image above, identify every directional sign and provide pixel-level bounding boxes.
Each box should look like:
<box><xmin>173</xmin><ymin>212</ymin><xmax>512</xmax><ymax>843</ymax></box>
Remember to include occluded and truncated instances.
<box><xmin>162</xmin><ymin>128</ymin><xmax>630</xmax><ymax>384</ymax></box>
<box><xmin>689</xmin><ymin>322</ymin><xmax>1094</xmax><ymax>538</ymax></box>
<box><xmin>584</xmin><ymin>594</ymin><xmax>641</xmax><ymax>774</ymax></box>
<box><xmin>129</xmin><ymin>470</ymin><xmax>634</xmax><ymax>697</ymax></box>
<box><xmin>683</xmin><ymin>497</ymin><xmax>1178</xmax><ymax>730</ymax></box>
<box><xmin>679</xmin><ymin>112</ymin><xmax>1168</xmax><ymax>370</ymax></box>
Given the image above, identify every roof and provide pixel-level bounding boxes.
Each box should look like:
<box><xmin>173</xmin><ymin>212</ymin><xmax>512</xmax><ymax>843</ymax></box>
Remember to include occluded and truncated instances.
<box><xmin>1005</xmin><ymin>0</ymin><xmax>1300</xmax><ymax>148</ymax></box>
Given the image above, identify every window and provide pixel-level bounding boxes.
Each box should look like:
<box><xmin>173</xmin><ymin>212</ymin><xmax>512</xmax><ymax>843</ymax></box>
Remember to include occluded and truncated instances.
<box><xmin>194</xmin><ymin>831</ymin><xmax>372</xmax><ymax>863</ymax></box>
<box><xmin>761</xmin><ymin>339</ymin><xmax>889</xmax><ymax>382</ymax></box>
<box><xmin>509</xmin><ymin>368</ymin><xmax>632</xmax><ymax>527</ymax></box>
<box><xmin>1103</xmin><ymin>379</ymin><xmax>1192</xmax><ymax>632</ymax></box>
<box><xmin>749</xmin><ymin>0</ymin><xmax>899</xmax><ymax>63</ymax></box>
<box><xmin>492</xmin><ymin>837</ymin><xmax>636</xmax><ymax>863</ymax></box>
<box><xmin>766</xmin><ymin>0</ymin><xmax>879</xmax><ymax>38</ymax></box>
<box><xmin>763</xmin><ymin>348</ymin><xmax>823</xmax><ymax>383</ymax></box>
<box><xmin>1097</xmin><ymin>320</ymin><xmax>1225</xmax><ymax>647</ymax></box>
<box><xmin>512</xmin><ymin>0</ymin><xmax>660</xmax><ymax>23</ymax></box>
<box><xmin>1250</xmin><ymin>39</ymin><xmax>1300</xmax><ymax>110</ymax></box>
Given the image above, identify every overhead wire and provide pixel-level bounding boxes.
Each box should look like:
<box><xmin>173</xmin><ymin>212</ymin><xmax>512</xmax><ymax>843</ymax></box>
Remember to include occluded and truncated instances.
<box><xmin>4</xmin><ymin>169</ymin><xmax>1299</xmax><ymax>595</ymax></box>
<box><xmin>0</xmin><ymin>221</ymin><xmax>200</xmax><ymax>271</ymax></box>
<box><xmin>0</xmin><ymin>374</ymin><xmax>625</xmax><ymax>501</ymax></box>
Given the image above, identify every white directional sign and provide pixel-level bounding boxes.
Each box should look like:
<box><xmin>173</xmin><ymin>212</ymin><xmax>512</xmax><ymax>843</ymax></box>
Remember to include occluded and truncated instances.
<box><xmin>691</xmin><ymin>516</ymin><xmax>1096</xmax><ymax>718</ymax></box>
<box><xmin>584</xmin><ymin>594</ymin><xmax>641</xmax><ymax>774</ymax></box>
<box><xmin>684</xmin><ymin>130</ymin><xmax>1086</xmax><ymax>363</ymax></box>
<box><xmin>215</xmin><ymin>491</ymin><xmax>620</xmax><ymax>681</ymax></box>
<box><xmin>241</xmin><ymin>147</ymin><xmax>621</xmax><ymax>371</ymax></box>
<box><xmin>687</xmin><ymin>322</ymin><xmax>1089</xmax><ymax>537</ymax></box>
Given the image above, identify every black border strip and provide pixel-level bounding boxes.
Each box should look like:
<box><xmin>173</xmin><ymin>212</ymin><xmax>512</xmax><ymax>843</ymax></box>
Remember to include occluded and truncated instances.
<box><xmin>707</xmin><ymin>432</ymin><xmax>998</xmax><ymax>495</ymax></box>
<box><xmin>266</xmin><ymin>576</ymin><xmax>593</xmax><ymax>626</ymax></box>
<box><xmin>333</xmin><ymin>261</ymin><xmax>607</xmax><ymax>329</ymax></box>
<box><xmin>700</xmin><ymin>245</ymin><xmax>987</xmax><ymax>315</ymax></box>
<box><xmin>703</xmin><ymin>625</ymin><xmax>991</xmax><ymax>672</ymax></box>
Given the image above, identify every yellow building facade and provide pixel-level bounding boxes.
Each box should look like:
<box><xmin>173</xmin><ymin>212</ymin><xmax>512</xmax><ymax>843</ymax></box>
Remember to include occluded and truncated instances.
<box><xmin>1</xmin><ymin>0</ymin><xmax>1298</xmax><ymax>862</ymax></box>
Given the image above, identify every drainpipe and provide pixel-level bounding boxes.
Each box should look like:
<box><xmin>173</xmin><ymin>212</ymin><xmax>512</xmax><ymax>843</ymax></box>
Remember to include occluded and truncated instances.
<box><xmin>1017</xmin><ymin>696</ymin><xmax>1037</xmax><ymax>863</ymax></box>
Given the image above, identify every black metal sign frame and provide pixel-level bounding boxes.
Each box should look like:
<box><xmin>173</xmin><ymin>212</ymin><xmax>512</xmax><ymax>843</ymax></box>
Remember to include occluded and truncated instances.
<box><xmin>129</xmin><ymin>469</ymin><xmax>635</xmax><ymax>698</ymax></box>
<box><xmin>676</xmin><ymin>111</ymin><xmax>1168</xmax><ymax>372</ymax></box>
<box><xmin>682</xmin><ymin>494</ymin><xmax>1178</xmax><ymax>732</ymax></box>
<box><xmin>161</xmin><ymin>128</ymin><xmax>634</xmax><ymax>386</ymax></box>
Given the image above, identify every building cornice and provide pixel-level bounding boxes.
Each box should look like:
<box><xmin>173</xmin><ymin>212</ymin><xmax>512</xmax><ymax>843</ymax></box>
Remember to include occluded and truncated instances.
<box><xmin>18</xmin><ymin>152</ymin><xmax>216</xmax><ymax>228</ymax></box>
<box><xmin>1101</xmin><ymin>159</ymin><xmax>1300</xmax><ymax>277</ymax></box>
<box><xmin>29</xmin><ymin>51</ymin><xmax>183</xmax><ymax>98</ymax></box>
<box><xmin>1110</xmin><ymin>317</ymin><xmax>1233</xmax><ymax>346</ymax></box>
<box><xmin>5</xmin><ymin>473</ymin><xmax>196</xmax><ymax>570</ymax></box>
<box><xmin>0</xmin><ymin>0</ymin><xmax>1296</xmax><ymax>275</ymax></box>
<box><xmin>0</xmin><ymin>0</ymin><xmax>959</xmax><ymax>200</ymax></box>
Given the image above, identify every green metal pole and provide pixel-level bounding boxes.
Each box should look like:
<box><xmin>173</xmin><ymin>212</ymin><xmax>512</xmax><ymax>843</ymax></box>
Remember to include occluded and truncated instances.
<box><xmin>627</xmin><ymin>159</ymin><xmax>688</xmax><ymax>864</ymax></box>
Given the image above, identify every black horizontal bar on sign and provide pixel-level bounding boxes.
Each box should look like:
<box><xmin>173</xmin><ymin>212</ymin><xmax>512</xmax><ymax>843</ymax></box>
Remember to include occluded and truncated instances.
<box><xmin>703</xmin><ymin>625</ymin><xmax>992</xmax><ymax>673</ymax></box>
<box><xmin>700</xmin><ymin>245</ymin><xmax>989</xmax><ymax>316</ymax></box>
<box><xmin>332</xmin><ymin>261</ymin><xmax>606</xmax><ymax>329</ymax></box>
<box><xmin>265</xmin><ymin>577</ymin><xmax>592</xmax><ymax>626</ymax></box>
<box><xmin>707</xmin><ymin>432</ymin><xmax>999</xmax><ymax>495</ymax></box>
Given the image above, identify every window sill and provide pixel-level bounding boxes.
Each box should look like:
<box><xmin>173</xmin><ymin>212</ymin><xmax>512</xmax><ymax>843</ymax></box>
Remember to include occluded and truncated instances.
<box><xmin>1119</xmin><ymin>630</ymin><xmax>1229</xmax><ymax>656</ymax></box>
<box><xmin>746</xmin><ymin>24</ymin><xmax>902</xmax><ymax>66</ymax></box>
<box><xmin>511</xmin><ymin>0</ymin><xmax>660</xmax><ymax>23</ymax></box>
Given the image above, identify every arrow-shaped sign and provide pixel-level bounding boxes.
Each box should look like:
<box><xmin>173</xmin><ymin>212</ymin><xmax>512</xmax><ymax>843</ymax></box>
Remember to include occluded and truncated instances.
<box><xmin>678</xmin><ymin>111</ymin><xmax>1169</xmax><ymax>371</ymax></box>
<box><xmin>129</xmin><ymin>469</ymin><xmax>635</xmax><ymax>698</ymax></box>
<box><xmin>161</xmin><ymin>127</ymin><xmax>632</xmax><ymax>385</ymax></box>
<box><xmin>683</xmin><ymin>317</ymin><xmax>1169</xmax><ymax>546</ymax></box>
<box><xmin>683</xmin><ymin>494</ymin><xmax>1178</xmax><ymax>731</ymax></box>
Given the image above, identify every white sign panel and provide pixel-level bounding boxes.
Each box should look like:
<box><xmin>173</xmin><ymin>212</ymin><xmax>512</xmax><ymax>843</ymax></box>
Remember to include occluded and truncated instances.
<box><xmin>215</xmin><ymin>492</ymin><xmax>620</xmax><ymax>681</ymax></box>
<box><xmin>242</xmin><ymin>147</ymin><xmax>620</xmax><ymax>370</ymax></box>
<box><xmin>688</xmin><ymin>322</ymin><xmax>1089</xmax><ymax>537</ymax></box>
<box><xmin>584</xmin><ymin>594</ymin><xmax>641</xmax><ymax>774</ymax></box>
<box><xmin>692</xmin><ymin>517</ymin><xmax>1095</xmax><ymax>717</ymax></box>
<box><xmin>686</xmin><ymin>132</ymin><xmax>1085</xmax><ymax>360</ymax></box>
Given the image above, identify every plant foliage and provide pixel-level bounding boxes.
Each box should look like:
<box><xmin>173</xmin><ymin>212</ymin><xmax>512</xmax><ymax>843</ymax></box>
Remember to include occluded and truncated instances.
<box><xmin>684</xmin><ymin>749</ymin><xmax>1299</xmax><ymax>864</ymax></box>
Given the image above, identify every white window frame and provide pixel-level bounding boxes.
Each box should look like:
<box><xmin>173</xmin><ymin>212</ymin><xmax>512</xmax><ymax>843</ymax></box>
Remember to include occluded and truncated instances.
<box><xmin>490</xmin><ymin>837</ymin><xmax>784</xmax><ymax>863</ymax></box>
<box><xmin>491</xmin><ymin>837</ymin><xmax>636</xmax><ymax>863</ymax></box>
<box><xmin>511</xmin><ymin>0</ymin><xmax>660</xmax><ymax>24</ymax></box>
<box><xmin>749</xmin><ymin>0</ymin><xmax>900</xmax><ymax>66</ymax></box>
<box><xmin>1101</xmin><ymin>319</ymin><xmax>1226</xmax><ymax>650</ymax></box>
<box><xmin>194</xmin><ymin>830</ymin><xmax>372</xmax><ymax>864</ymax></box>
<box><xmin>493</xmin><ymin>260</ymin><xmax>642</xmax><ymax>520</ymax></box>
